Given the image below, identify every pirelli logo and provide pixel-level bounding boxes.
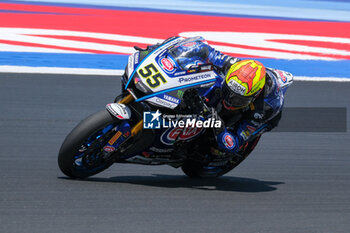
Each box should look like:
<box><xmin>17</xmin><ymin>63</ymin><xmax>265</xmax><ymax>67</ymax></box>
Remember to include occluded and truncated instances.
<box><xmin>108</xmin><ymin>131</ymin><xmax>122</xmax><ymax>145</ymax></box>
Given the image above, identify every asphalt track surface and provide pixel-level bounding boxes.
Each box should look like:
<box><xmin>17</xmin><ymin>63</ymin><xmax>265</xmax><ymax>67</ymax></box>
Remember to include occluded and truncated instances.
<box><xmin>0</xmin><ymin>73</ymin><xmax>349</xmax><ymax>233</ymax></box>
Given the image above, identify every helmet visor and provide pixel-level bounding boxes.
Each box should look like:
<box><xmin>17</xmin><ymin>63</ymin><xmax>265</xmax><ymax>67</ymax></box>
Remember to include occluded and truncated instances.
<box><xmin>223</xmin><ymin>92</ymin><xmax>254</xmax><ymax>108</ymax></box>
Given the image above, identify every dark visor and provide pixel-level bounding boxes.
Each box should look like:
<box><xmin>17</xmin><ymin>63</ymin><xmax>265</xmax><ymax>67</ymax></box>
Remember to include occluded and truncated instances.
<box><xmin>224</xmin><ymin>92</ymin><xmax>254</xmax><ymax>108</ymax></box>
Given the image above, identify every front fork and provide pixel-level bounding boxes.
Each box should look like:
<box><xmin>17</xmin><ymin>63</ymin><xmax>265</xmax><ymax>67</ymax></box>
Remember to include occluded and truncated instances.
<box><xmin>117</xmin><ymin>94</ymin><xmax>143</xmax><ymax>136</ymax></box>
<box><xmin>106</xmin><ymin>94</ymin><xmax>143</xmax><ymax>153</ymax></box>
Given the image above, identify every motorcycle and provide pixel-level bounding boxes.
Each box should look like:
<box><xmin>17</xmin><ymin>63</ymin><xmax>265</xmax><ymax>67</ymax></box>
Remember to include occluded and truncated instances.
<box><xmin>58</xmin><ymin>37</ymin><xmax>292</xmax><ymax>179</ymax></box>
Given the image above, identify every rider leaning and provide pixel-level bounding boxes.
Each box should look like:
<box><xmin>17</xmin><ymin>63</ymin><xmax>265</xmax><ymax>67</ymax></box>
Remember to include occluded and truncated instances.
<box><xmin>144</xmin><ymin>36</ymin><xmax>292</xmax><ymax>154</ymax></box>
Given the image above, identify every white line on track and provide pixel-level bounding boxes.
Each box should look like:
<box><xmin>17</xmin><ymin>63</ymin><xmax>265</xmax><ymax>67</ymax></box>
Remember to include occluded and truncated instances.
<box><xmin>0</xmin><ymin>65</ymin><xmax>349</xmax><ymax>82</ymax></box>
<box><xmin>293</xmin><ymin>76</ymin><xmax>350</xmax><ymax>82</ymax></box>
<box><xmin>0</xmin><ymin>66</ymin><xmax>124</xmax><ymax>76</ymax></box>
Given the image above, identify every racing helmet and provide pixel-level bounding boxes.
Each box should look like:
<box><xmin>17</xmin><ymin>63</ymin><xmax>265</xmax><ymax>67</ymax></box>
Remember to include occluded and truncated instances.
<box><xmin>222</xmin><ymin>60</ymin><xmax>266</xmax><ymax>110</ymax></box>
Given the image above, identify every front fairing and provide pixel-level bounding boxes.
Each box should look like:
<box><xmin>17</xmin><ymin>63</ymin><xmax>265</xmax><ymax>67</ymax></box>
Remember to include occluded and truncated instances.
<box><xmin>124</xmin><ymin>37</ymin><xmax>223</xmax><ymax>109</ymax></box>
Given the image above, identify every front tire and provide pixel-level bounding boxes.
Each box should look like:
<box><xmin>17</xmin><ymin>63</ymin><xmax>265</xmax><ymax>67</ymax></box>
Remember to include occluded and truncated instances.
<box><xmin>58</xmin><ymin>110</ymin><xmax>120</xmax><ymax>179</ymax></box>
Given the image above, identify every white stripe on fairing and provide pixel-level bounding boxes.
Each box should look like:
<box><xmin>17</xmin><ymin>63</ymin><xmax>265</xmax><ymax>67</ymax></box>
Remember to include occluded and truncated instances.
<box><xmin>1</xmin><ymin>66</ymin><xmax>350</xmax><ymax>82</ymax></box>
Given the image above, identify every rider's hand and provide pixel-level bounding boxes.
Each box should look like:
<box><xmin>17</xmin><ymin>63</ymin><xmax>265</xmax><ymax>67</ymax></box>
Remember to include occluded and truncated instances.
<box><xmin>211</xmin><ymin>107</ymin><xmax>225</xmax><ymax>135</ymax></box>
<box><xmin>182</xmin><ymin>89</ymin><xmax>204</xmax><ymax>114</ymax></box>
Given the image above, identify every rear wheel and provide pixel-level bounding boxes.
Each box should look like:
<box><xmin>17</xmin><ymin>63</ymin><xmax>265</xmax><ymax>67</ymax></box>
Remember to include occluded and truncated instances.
<box><xmin>181</xmin><ymin>136</ymin><xmax>261</xmax><ymax>178</ymax></box>
<box><xmin>58</xmin><ymin>110</ymin><xmax>121</xmax><ymax>179</ymax></box>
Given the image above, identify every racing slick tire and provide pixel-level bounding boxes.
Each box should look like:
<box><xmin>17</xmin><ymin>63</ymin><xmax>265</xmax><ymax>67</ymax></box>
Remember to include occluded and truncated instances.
<box><xmin>181</xmin><ymin>136</ymin><xmax>261</xmax><ymax>178</ymax></box>
<box><xmin>58</xmin><ymin>110</ymin><xmax>120</xmax><ymax>179</ymax></box>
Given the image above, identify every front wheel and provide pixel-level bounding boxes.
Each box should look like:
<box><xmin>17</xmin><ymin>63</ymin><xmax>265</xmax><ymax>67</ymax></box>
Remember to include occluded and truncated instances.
<box><xmin>58</xmin><ymin>110</ymin><xmax>121</xmax><ymax>179</ymax></box>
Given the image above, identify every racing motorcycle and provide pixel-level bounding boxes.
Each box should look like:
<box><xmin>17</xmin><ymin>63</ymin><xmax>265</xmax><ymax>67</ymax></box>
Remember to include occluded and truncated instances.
<box><xmin>58</xmin><ymin>37</ymin><xmax>293</xmax><ymax>179</ymax></box>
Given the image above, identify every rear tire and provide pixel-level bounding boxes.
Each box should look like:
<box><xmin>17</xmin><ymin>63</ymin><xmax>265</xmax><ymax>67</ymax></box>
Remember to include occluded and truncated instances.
<box><xmin>58</xmin><ymin>110</ymin><xmax>120</xmax><ymax>179</ymax></box>
<box><xmin>181</xmin><ymin>136</ymin><xmax>261</xmax><ymax>178</ymax></box>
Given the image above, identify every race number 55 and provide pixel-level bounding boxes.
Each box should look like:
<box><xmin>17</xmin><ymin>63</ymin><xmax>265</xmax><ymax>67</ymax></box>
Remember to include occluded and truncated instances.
<box><xmin>138</xmin><ymin>64</ymin><xmax>167</xmax><ymax>88</ymax></box>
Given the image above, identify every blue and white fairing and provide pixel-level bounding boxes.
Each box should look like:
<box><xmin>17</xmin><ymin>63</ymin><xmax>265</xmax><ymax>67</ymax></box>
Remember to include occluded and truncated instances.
<box><xmin>124</xmin><ymin>37</ymin><xmax>224</xmax><ymax>109</ymax></box>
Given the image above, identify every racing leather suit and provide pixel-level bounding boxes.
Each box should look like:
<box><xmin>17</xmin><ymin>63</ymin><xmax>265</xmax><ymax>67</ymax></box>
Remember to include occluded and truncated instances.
<box><xmin>144</xmin><ymin>36</ymin><xmax>292</xmax><ymax>154</ymax></box>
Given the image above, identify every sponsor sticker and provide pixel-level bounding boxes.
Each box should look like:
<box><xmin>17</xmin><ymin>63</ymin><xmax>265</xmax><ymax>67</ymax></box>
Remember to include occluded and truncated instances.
<box><xmin>127</xmin><ymin>54</ymin><xmax>134</xmax><ymax>76</ymax></box>
<box><xmin>149</xmin><ymin>146</ymin><xmax>173</xmax><ymax>153</ymax></box>
<box><xmin>228</xmin><ymin>79</ymin><xmax>246</xmax><ymax>95</ymax></box>
<box><xmin>103</xmin><ymin>145</ymin><xmax>116</xmax><ymax>152</ymax></box>
<box><xmin>276</xmin><ymin>70</ymin><xmax>287</xmax><ymax>83</ymax></box>
<box><xmin>160</xmin><ymin>57</ymin><xmax>175</xmax><ymax>72</ymax></box>
<box><xmin>155</xmin><ymin>97</ymin><xmax>178</xmax><ymax>109</ymax></box>
<box><xmin>239</xmin><ymin>130</ymin><xmax>250</xmax><ymax>141</ymax></box>
<box><xmin>108</xmin><ymin>131</ymin><xmax>122</xmax><ymax>145</ymax></box>
<box><xmin>178</xmin><ymin>73</ymin><xmax>212</xmax><ymax>83</ymax></box>
<box><xmin>134</xmin><ymin>52</ymin><xmax>140</xmax><ymax>65</ymax></box>
<box><xmin>174</xmin><ymin>71</ymin><xmax>186</xmax><ymax>76</ymax></box>
<box><xmin>246</xmin><ymin>125</ymin><xmax>256</xmax><ymax>133</ymax></box>
<box><xmin>177</xmin><ymin>90</ymin><xmax>184</xmax><ymax>99</ymax></box>
<box><xmin>186</xmin><ymin>69</ymin><xmax>197</xmax><ymax>74</ymax></box>
<box><xmin>200</xmin><ymin>65</ymin><xmax>213</xmax><ymax>72</ymax></box>
<box><xmin>134</xmin><ymin>77</ymin><xmax>140</xmax><ymax>84</ymax></box>
<box><xmin>222</xmin><ymin>133</ymin><xmax>235</xmax><ymax>150</ymax></box>
<box><xmin>160</xmin><ymin>127</ymin><xmax>203</xmax><ymax>145</ymax></box>
<box><xmin>162</xmin><ymin>94</ymin><xmax>180</xmax><ymax>104</ymax></box>
<box><xmin>183</xmin><ymin>42</ymin><xmax>196</xmax><ymax>47</ymax></box>
<box><xmin>254</xmin><ymin>113</ymin><xmax>264</xmax><ymax>120</ymax></box>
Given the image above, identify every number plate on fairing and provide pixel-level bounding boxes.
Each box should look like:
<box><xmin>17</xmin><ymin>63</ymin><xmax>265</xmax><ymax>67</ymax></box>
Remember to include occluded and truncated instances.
<box><xmin>135</xmin><ymin>59</ymin><xmax>217</xmax><ymax>93</ymax></box>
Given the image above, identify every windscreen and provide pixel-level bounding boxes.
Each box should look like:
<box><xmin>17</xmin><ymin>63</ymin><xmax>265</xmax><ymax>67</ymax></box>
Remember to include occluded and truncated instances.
<box><xmin>168</xmin><ymin>37</ymin><xmax>210</xmax><ymax>70</ymax></box>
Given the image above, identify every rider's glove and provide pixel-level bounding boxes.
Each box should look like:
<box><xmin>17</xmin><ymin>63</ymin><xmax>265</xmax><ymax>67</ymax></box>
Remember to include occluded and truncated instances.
<box><xmin>211</xmin><ymin>107</ymin><xmax>225</xmax><ymax>136</ymax></box>
<box><xmin>182</xmin><ymin>89</ymin><xmax>204</xmax><ymax>114</ymax></box>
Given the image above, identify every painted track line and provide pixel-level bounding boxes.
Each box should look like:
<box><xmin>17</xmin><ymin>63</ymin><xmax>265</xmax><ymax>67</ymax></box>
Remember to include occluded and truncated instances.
<box><xmin>1</xmin><ymin>65</ymin><xmax>349</xmax><ymax>82</ymax></box>
<box><xmin>0</xmin><ymin>65</ymin><xmax>124</xmax><ymax>76</ymax></box>
<box><xmin>293</xmin><ymin>76</ymin><xmax>350</xmax><ymax>82</ymax></box>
